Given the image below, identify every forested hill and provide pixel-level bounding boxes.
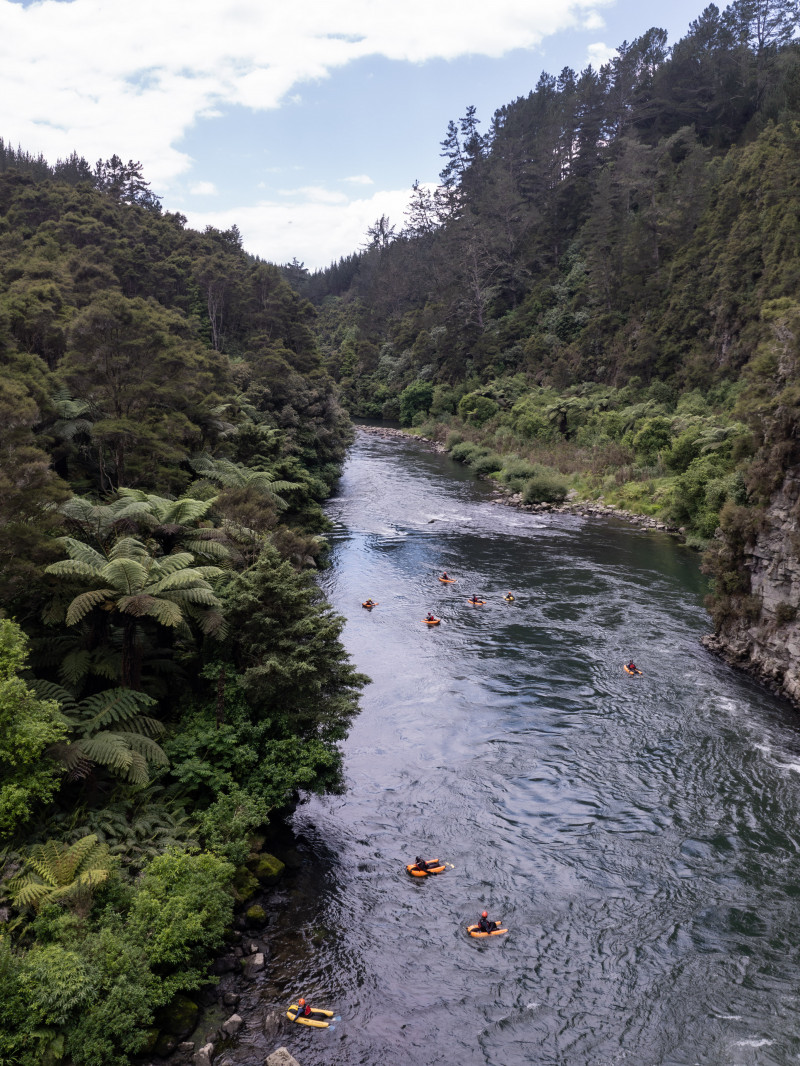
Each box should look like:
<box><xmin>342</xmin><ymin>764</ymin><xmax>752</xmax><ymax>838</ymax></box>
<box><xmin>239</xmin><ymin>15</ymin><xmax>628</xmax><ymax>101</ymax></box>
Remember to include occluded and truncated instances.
<box><xmin>290</xmin><ymin>1</ymin><xmax>800</xmax><ymax>707</ymax></box>
<box><xmin>0</xmin><ymin>153</ymin><xmax>365</xmax><ymax>1063</ymax></box>
<box><xmin>305</xmin><ymin>0</ymin><xmax>800</xmax><ymax>399</ymax></box>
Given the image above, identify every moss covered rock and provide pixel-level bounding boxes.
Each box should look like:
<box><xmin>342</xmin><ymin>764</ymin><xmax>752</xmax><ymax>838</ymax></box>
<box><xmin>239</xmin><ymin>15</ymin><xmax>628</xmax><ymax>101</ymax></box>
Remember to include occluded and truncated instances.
<box><xmin>246</xmin><ymin>904</ymin><xmax>267</xmax><ymax>925</ymax></box>
<box><xmin>156</xmin><ymin>994</ymin><xmax>199</xmax><ymax>1038</ymax></box>
<box><xmin>249</xmin><ymin>853</ymin><xmax>285</xmax><ymax>883</ymax></box>
<box><xmin>233</xmin><ymin>865</ymin><xmax>259</xmax><ymax>901</ymax></box>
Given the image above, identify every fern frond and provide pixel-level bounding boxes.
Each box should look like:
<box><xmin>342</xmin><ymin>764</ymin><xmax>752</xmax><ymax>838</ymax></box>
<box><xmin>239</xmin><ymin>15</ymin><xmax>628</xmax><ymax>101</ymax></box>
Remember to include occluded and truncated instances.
<box><xmin>31</xmin><ymin>680</ymin><xmax>78</xmax><ymax>714</ymax></box>
<box><xmin>127</xmin><ymin>597</ymin><xmax>183</xmax><ymax>627</ymax></box>
<box><xmin>100</xmin><ymin>557</ymin><xmax>148</xmax><ymax>594</ymax></box>
<box><xmin>46</xmin><ymin>559</ymin><xmax>103</xmax><ymax>582</ymax></box>
<box><xmin>58</xmin><ymin>650</ymin><xmax>91</xmax><ymax>687</ymax></box>
<box><xmin>146</xmin><ymin>569</ymin><xmax>215</xmax><ymax>595</ymax></box>
<box><xmin>65</xmin><ymin>589</ymin><xmax>115</xmax><ymax>625</ymax></box>
<box><xmin>57</xmin><ymin>537</ymin><xmax>108</xmax><ymax>569</ymax></box>
<box><xmin>150</xmin><ymin>552</ymin><xmax>195</xmax><ymax>577</ymax></box>
<box><xmin>117</xmin><ymin>733</ymin><xmax>169</xmax><ymax>767</ymax></box>
<box><xmin>78</xmin><ymin>688</ymin><xmax>156</xmax><ymax>730</ymax></box>
<box><xmin>167</xmin><ymin>588</ymin><xmax>221</xmax><ymax>609</ymax></box>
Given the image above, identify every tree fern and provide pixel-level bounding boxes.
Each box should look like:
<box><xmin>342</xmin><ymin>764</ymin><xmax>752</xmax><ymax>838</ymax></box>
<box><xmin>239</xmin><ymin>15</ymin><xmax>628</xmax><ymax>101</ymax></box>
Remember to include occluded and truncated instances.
<box><xmin>32</xmin><ymin>682</ymin><xmax>168</xmax><ymax>785</ymax></box>
<box><xmin>46</xmin><ymin>534</ymin><xmax>225</xmax><ymax>686</ymax></box>
<box><xmin>8</xmin><ymin>835</ymin><xmax>112</xmax><ymax>912</ymax></box>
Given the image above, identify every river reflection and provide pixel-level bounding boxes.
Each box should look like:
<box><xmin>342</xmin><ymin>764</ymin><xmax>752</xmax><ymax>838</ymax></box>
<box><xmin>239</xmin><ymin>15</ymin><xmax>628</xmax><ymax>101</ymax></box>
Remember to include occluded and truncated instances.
<box><xmin>237</xmin><ymin>430</ymin><xmax>800</xmax><ymax>1066</ymax></box>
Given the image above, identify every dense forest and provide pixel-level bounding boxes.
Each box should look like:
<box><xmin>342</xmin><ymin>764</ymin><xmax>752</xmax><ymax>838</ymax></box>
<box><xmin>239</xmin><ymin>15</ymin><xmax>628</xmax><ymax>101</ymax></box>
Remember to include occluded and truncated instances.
<box><xmin>3</xmin><ymin>0</ymin><xmax>800</xmax><ymax>1057</ymax></box>
<box><xmin>0</xmin><ymin>148</ymin><xmax>365</xmax><ymax>1063</ymax></box>
<box><xmin>292</xmin><ymin>0</ymin><xmax>800</xmax><ymax>638</ymax></box>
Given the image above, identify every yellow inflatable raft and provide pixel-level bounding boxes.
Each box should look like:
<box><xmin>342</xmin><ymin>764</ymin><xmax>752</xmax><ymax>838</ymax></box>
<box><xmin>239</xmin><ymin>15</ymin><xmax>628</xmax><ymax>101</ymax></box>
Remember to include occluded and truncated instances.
<box><xmin>467</xmin><ymin>599</ymin><xmax>486</xmax><ymax>606</ymax></box>
<box><xmin>467</xmin><ymin>923</ymin><xmax>507</xmax><ymax>938</ymax></box>
<box><xmin>287</xmin><ymin>1005</ymin><xmax>334</xmax><ymax>1028</ymax></box>
<box><xmin>503</xmin><ymin>594</ymin><xmax>515</xmax><ymax>602</ymax></box>
<box><xmin>624</xmin><ymin>665</ymin><xmax>642</xmax><ymax>676</ymax></box>
<box><xmin>439</xmin><ymin>577</ymin><xmax>457</xmax><ymax>583</ymax></box>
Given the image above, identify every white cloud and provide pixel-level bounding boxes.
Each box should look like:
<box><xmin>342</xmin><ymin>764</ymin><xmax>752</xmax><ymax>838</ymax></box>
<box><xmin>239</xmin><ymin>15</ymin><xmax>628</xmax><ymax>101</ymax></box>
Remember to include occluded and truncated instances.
<box><xmin>586</xmin><ymin>41</ymin><xmax>617</xmax><ymax>67</ymax></box>
<box><xmin>279</xmin><ymin>185</ymin><xmax>348</xmax><ymax>204</ymax></box>
<box><xmin>183</xmin><ymin>186</ymin><xmax>413</xmax><ymax>270</ymax></box>
<box><xmin>0</xmin><ymin>0</ymin><xmax>614</xmax><ymax>186</ymax></box>
<box><xmin>189</xmin><ymin>180</ymin><xmax>218</xmax><ymax>195</ymax></box>
<box><xmin>344</xmin><ymin>174</ymin><xmax>374</xmax><ymax>185</ymax></box>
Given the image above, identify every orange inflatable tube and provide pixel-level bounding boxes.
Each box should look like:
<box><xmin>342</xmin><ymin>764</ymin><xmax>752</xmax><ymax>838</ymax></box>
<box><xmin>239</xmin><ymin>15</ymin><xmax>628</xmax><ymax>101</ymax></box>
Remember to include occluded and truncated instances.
<box><xmin>467</xmin><ymin>923</ymin><xmax>507</xmax><ymax>938</ymax></box>
<box><xmin>362</xmin><ymin>602</ymin><xmax>379</xmax><ymax>608</ymax></box>
<box><xmin>406</xmin><ymin>859</ymin><xmax>445</xmax><ymax>877</ymax></box>
<box><xmin>439</xmin><ymin>577</ymin><xmax>456</xmax><ymax>583</ymax></box>
<box><xmin>623</xmin><ymin>665</ymin><xmax>642</xmax><ymax>675</ymax></box>
<box><xmin>467</xmin><ymin>599</ymin><xmax>486</xmax><ymax>606</ymax></box>
<box><xmin>422</xmin><ymin>617</ymin><xmax>441</xmax><ymax>625</ymax></box>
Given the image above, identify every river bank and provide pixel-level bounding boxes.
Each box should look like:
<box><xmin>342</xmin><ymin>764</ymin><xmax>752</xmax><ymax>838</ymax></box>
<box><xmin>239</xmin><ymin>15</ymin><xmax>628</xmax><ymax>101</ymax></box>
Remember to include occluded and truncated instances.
<box><xmin>357</xmin><ymin>423</ymin><xmax>688</xmax><ymax>540</ymax></box>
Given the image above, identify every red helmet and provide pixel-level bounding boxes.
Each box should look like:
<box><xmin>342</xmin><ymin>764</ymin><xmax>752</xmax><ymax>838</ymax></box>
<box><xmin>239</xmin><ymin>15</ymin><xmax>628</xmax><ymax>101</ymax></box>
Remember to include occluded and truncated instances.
<box><xmin>298</xmin><ymin>998</ymin><xmax>305</xmax><ymax>1005</ymax></box>
<box><xmin>481</xmin><ymin>910</ymin><xmax>488</xmax><ymax>918</ymax></box>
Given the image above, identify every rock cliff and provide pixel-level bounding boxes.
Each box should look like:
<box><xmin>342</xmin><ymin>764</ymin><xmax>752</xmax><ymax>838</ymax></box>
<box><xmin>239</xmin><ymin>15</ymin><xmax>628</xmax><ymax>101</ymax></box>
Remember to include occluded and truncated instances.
<box><xmin>703</xmin><ymin>469</ymin><xmax>800</xmax><ymax>705</ymax></box>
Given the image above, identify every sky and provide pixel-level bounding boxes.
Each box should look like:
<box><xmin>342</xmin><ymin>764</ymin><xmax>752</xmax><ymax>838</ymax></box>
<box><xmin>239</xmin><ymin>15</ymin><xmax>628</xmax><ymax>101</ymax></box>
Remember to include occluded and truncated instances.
<box><xmin>2</xmin><ymin>0</ymin><xmax>707</xmax><ymax>270</ymax></box>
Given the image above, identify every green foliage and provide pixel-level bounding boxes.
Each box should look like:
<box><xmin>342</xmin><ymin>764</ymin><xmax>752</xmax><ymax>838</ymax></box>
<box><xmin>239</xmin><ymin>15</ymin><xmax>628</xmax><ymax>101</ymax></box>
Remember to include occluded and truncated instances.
<box><xmin>522</xmin><ymin>466</ymin><xmax>570</xmax><ymax>504</ymax></box>
<box><xmin>196</xmin><ymin>786</ymin><xmax>270</xmax><ymax>864</ymax></box>
<box><xmin>398</xmin><ymin>380</ymin><xmax>434</xmax><ymax>426</ymax></box>
<box><xmin>127</xmin><ymin>849</ymin><xmax>234</xmax><ymax>968</ymax></box>
<box><xmin>8</xmin><ymin>835</ymin><xmax>112</xmax><ymax>912</ymax></box>
<box><xmin>458</xmin><ymin>392</ymin><xmax>499</xmax><ymax>425</ymax></box>
<box><xmin>0</xmin><ymin>157</ymin><xmax>363</xmax><ymax>1066</ymax></box>
<box><xmin>498</xmin><ymin>457</ymin><xmax>540</xmax><ymax>493</ymax></box>
<box><xmin>32</xmin><ymin>682</ymin><xmax>168</xmax><ymax>785</ymax></box>
<box><xmin>632</xmin><ymin>417</ymin><xmax>673</xmax><ymax>461</ymax></box>
<box><xmin>0</xmin><ymin>620</ymin><xmax>65</xmax><ymax>839</ymax></box>
<box><xmin>449</xmin><ymin>441</ymin><xmax>485</xmax><ymax>464</ymax></box>
<box><xmin>471</xmin><ymin>451</ymin><xmax>504</xmax><ymax>475</ymax></box>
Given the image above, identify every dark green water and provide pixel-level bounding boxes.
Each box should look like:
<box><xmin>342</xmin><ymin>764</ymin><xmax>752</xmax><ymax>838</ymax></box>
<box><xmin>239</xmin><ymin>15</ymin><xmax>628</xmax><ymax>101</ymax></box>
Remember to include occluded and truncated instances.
<box><xmin>249</xmin><ymin>431</ymin><xmax>800</xmax><ymax>1066</ymax></box>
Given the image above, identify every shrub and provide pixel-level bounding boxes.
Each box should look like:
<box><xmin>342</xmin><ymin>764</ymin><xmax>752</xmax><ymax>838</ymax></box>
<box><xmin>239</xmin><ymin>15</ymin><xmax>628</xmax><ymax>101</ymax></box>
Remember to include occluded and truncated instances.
<box><xmin>127</xmin><ymin>849</ymin><xmax>235</xmax><ymax>969</ymax></box>
<box><xmin>498</xmin><ymin>458</ymin><xmax>539</xmax><ymax>493</ymax></box>
<box><xmin>775</xmin><ymin>602</ymin><xmax>798</xmax><ymax>625</ymax></box>
<box><xmin>398</xmin><ymin>381</ymin><xmax>434</xmax><ymax>426</ymax></box>
<box><xmin>449</xmin><ymin>442</ymin><xmax>484</xmax><ymax>464</ymax></box>
<box><xmin>471</xmin><ymin>452</ymin><xmax>504</xmax><ymax>476</ymax></box>
<box><xmin>632</xmin><ymin>416</ymin><xmax>673</xmax><ymax>461</ymax></box>
<box><xmin>457</xmin><ymin>392</ymin><xmax>499</xmax><ymax>425</ymax></box>
<box><xmin>522</xmin><ymin>466</ymin><xmax>569</xmax><ymax>504</ymax></box>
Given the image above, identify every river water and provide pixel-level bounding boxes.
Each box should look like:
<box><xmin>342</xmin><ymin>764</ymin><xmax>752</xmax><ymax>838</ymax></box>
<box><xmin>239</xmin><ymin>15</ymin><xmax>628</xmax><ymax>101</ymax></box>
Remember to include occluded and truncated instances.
<box><xmin>245</xmin><ymin>430</ymin><xmax>800</xmax><ymax>1066</ymax></box>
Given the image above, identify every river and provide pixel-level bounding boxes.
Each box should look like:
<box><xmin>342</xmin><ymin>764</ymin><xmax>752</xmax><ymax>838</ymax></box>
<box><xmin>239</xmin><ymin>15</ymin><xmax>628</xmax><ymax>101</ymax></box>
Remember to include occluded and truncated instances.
<box><xmin>239</xmin><ymin>430</ymin><xmax>800</xmax><ymax>1066</ymax></box>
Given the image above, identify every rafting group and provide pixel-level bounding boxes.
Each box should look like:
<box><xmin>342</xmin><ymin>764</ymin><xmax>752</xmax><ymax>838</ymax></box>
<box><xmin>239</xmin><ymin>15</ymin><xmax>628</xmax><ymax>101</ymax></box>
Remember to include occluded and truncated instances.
<box><xmin>362</xmin><ymin>571</ymin><xmax>515</xmax><ymax>625</ymax></box>
<box><xmin>406</xmin><ymin>855</ymin><xmax>507</xmax><ymax>936</ymax></box>
<box><xmin>288</xmin><ymin>570</ymin><xmax>644</xmax><ymax>1029</ymax></box>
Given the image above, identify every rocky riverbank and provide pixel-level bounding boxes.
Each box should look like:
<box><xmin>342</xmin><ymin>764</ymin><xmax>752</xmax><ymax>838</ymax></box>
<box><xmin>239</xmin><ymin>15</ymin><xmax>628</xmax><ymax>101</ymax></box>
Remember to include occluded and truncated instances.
<box><xmin>139</xmin><ymin>843</ymin><xmax>309</xmax><ymax>1066</ymax></box>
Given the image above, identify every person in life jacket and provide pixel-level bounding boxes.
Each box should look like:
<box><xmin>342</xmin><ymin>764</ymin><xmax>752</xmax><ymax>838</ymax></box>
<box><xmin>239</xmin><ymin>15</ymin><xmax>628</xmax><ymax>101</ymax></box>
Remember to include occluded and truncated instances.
<box><xmin>413</xmin><ymin>856</ymin><xmax>436</xmax><ymax>872</ymax></box>
<box><xmin>441</xmin><ymin>571</ymin><xmax>449</xmax><ymax>580</ymax></box>
<box><xmin>470</xmin><ymin>594</ymin><xmax>481</xmax><ymax>603</ymax></box>
<box><xmin>294</xmin><ymin>998</ymin><xmax>312</xmax><ymax>1019</ymax></box>
<box><xmin>364</xmin><ymin>598</ymin><xmax>376</xmax><ymax>606</ymax></box>
<box><xmin>477</xmin><ymin>910</ymin><xmax>496</xmax><ymax>933</ymax></box>
<box><xmin>626</xmin><ymin>661</ymin><xmax>639</xmax><ymax>673</ymax></box>
<box><xmin>426</xmin><ymin>612</ymin><xmax>436</xmax><ymax>621</ymax></box>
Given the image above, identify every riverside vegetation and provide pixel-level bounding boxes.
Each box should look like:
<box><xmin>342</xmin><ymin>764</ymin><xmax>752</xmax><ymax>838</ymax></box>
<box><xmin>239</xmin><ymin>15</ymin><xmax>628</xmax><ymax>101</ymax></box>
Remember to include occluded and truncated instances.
<box><xmin>289</xmin><ymin>0</ymin><xmax>800</xmax><ymax>661</ymax></box>
<box><xmin>0</xmin><ymin>150</ymin><xmax>366</xmax><ymax>1064</ymax></box>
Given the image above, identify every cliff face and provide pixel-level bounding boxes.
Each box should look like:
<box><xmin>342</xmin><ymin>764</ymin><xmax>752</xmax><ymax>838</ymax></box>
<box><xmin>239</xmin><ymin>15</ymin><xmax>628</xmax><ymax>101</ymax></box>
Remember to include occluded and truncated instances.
<box><xmin>704</xmin><ymin>469</ymin><xmax>800</xmax><ymax>705</ymax></box>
